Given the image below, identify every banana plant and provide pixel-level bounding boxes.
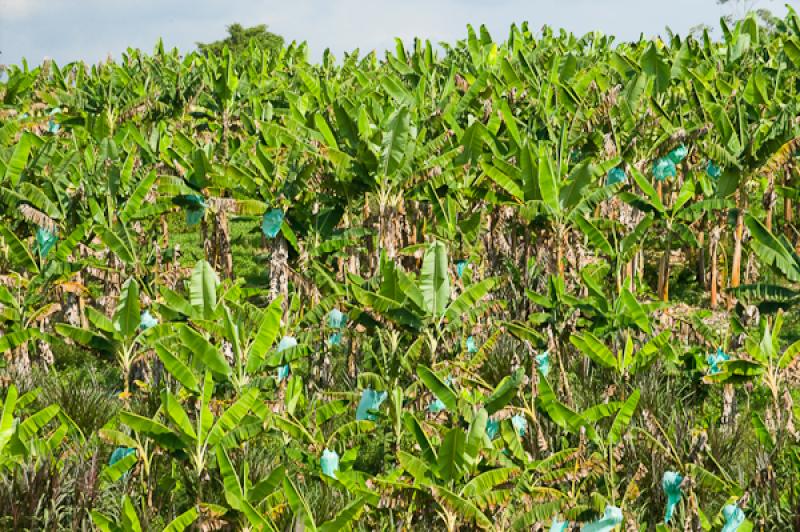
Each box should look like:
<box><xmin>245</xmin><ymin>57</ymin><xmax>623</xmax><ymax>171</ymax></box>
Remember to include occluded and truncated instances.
<box><xmin>731</xmin><ymin>214</ymin><xmax>800</xmax><ymax>313</ymax></box>
<box><xmin>119</xmin><ymin>371</ymin><xmax>261</xmax><ymax>502</ymax></box>
<box><xmin>352</xmin><ymin>241</ymin><xmax>496</xmax><ymax>339</ymax></box>
<box><xmin>0</xmin><ymin>385</ymin><xmax>64</xmax><ymax>471</ymax></box>
<box><xmin>154</xmin><ymin>260</ymin><xmax>291</xmax><ymax>391</ymax></box>
<box><xmin>91</xmin><ymin>495</ymin><xmax>198</xmax><ymax>532</ymax></box>
<box><xmin>618</xmin><ymin>167</ymin><xmax>700</xmax><ymax>301</ymax></box>
<box><xmin>56</xmin><ymin>276</ymin><xmax>150</xmax><ymax>395</ymax></box>
<box><xmin>705</xmin><ymin>311</ymin><xmax>800</xmax><ymax>440</ymax></box>
<box><xmin>570</xmin><ymin>327</ymin><xmax>673</xmax><ymax>378</ymax></box>
<box><xmin>397</xmin><ymin>406</ymin><xmax>516</xmax><ymax>531</ymax></box>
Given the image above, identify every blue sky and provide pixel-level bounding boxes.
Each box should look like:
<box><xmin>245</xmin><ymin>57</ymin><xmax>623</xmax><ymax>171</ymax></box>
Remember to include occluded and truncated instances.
<box><xmin>0</xmin><ymin>0</ymin><xmax>797</xmax><ymax>66</ymax></box>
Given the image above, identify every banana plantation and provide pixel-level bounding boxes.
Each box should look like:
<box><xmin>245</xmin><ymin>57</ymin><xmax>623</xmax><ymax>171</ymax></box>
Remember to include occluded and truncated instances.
<box><xmin>3</xmin><ymin>8</ymin><xmax>800</xmax><ymax>531</ymax></box>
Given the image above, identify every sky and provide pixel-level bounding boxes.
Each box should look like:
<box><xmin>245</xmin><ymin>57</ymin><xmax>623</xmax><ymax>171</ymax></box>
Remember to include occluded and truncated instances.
<box><xmin>1</xmin><ymin>0</ymin><xmax>798</xmax><ymax>67</ymax></box>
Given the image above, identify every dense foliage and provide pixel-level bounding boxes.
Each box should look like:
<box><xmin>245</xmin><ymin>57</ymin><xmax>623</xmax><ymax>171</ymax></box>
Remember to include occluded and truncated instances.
<box><xmin>2</xmin><ymin>9</ymin><xmax>800</xmax><ymax>531</ymax></box>
<box><xmin>197</xmin><ymin>24</ymin><xmax>284</xmax><ymax>57</ymax></box>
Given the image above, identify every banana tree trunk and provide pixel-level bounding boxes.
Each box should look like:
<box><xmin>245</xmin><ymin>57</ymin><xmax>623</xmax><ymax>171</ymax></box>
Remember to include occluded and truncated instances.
<box><xmin>78</xmin><ymin>271</ymin><xmax>88</xmax><ymax>328</ymax></box>
<box><xmin>216</xmin><ymin>211</ymin><xmax>233</xmax><ymax>279</ymax></box>
<box><xmin>380</xmin><ymin>203</ymin><xmax>396</xmax><ymax>260</ymax></box>
<box><xmin>161</xmin><ymin>215</ymin><xmax>169</xmax><ymax>248</ymax></box>
<box><xmin>201</xmin><ymin>217</ymin><xmax>212</xmax><ymax>266</ymax></box>
<box><xmin>710</xmin><ymin>227</ymin><xmax>721</xmax><ymax>309</ymax></box>
<box><xmin>784</xmin><ymin>169</ymin><xmax>793</xmax><ymax>234</ymax></box>
<box><xmin>765</xmin><ymin>175</ymin><xmax>776</xmax><ymax>233</ymax></box>
<box><xmin>269</xmin><ymin>234</ymin><xmax>289</xmax><ymax>314</ymax></box>
<box><xmin>556</xmin><ymin>226</ymin><xmax>565</xmax><ymax>280</ymax></box>
<box><xmin>721</xmin><ymin>384</ymin><xmax>736</xmax><ymax>429</ymax></box>
<box><xmin>657</xmin><ymin>230</ymin><xmax>673</xmax><ymax>302</ymax></box>
<box><xmin>696</xmin><ymin>222</ymin><xmax>706</xmax><ymax>288</ymax></box>
<box><xmin>10</xmin><ymin>343</ymin><xmax>31</xmax><ymax>384</ymax></box>
<box><xmin>730</xmin><ymin>191</ymin><xmax>747</xmax><ymax>309</ymax></box>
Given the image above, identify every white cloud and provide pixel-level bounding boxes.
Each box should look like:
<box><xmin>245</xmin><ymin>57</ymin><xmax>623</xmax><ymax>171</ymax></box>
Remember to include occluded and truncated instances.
<box><xmin>0</xmin><ymin>0</ymin><xmax>47</xmax><ymax>19</ymax></box>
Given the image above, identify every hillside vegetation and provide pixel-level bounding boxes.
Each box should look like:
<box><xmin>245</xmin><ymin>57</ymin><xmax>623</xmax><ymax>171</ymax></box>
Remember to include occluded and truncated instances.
<box><xmin>2</xmin><ymin>9</ymin><xmax>800</xmax><ymax>531</ymax></box>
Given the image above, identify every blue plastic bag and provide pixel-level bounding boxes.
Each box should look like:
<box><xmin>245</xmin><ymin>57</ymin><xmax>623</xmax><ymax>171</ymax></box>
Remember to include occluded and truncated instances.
<box><xmin>328</xmin><ymin>332</ymin><xmax>343</xmax><ymax>346</ymax></box>
<box><xmin>668</xmin><ymin>145</ymin><xmax>688</xmax><ymax>164</ymax></box>
<box><xmin>512</xmin><ymin>414</ymin><xmax>528</xmax><ymax>437</ymax></box>
<box><xmin>355</xmin><ymin>389</ymin><xmax>387</xmax><ymax>421</ymax></box>
<box><xmin>47</xmin><ymin>108</ymin><xmax>61</xmax><ymax>134</ymax></box>
<box><xmin>139</xmin><ymin>310</ymin><xmax>158</xmax><ymax>331</ymax></box>
<box><xmin>109</xmin><ymin>447</ymin><xmax>136</xmax><ymax>480</ymax></box>
<box><xmin>276</xmin><ymin>337</ymin><xmax>297</xmax><ymax>374</ymax></box>
<box><xmin>662</xmin><ymin>471</ymin><xmax>683</xmax><ymax>523</ymax></box>
<box><xmin>277</xmin><ymin>336</ymin><xmax>297</xmax><ymax>353</ymax></box>
<box><xmin>320</xmin><ymin>448</ymin><xmax>339</xmax><ymax>479</ymax></box>
<box><xmin>653</xmin><ymin>157</ymin><xmax>677</xmax><ymax>182</ymax></box>
<box><xmin>707</xmin><ymin>161</ymin><xmax>721</xmax><ymax>179</ymax></box>
<box><xmin>486</xmin><ymin>418</ymin><xmax>500</xmax><ymax>440</ymax></box>
<box><xmin>428</xmin><ymin>398</ymin><xmax>446</xmax><ymax>413</ymax></box>
<box><xmin>328</xmin><ymin>308</ymin><xmax>347</xmax><ymax>329</ymax></box>
<box><xmin>466</xmin><ymin>336</ymin><xmax>478</xmax><ymax>353</ymax></box>
<box><xmin>262</xmin><ymin>208</ymin><xmax>284</xmax><ymax>238</ymax></box>
<box><xmin>456</xmin><ymin>259</ymin><xmax>469</xmax><ymax>278</ymax></box>
<box><xmin>183</xmin><ymin>194</ymin><xmax>206</xmax><ymax>226</ymax></box>
<box><xmin>707</xmin><ymin>347</ymin><xmax>730</xmax><ymax>375</ymax></box>
<box><xmin>581</xmin><ymin>505</ymin><xmax>623</xmax><ymax>532</ymax></box>
<box><xmin>277</xmin><ymin>364</ymin><xmax>290</xmax><ymax>382</ymax></box>
<box><xmin>536</xmin><ymin>351</ymin><xmax>550</xmax><ymax>377</ymax></box>
<box><xmin>109</xmin><ymin>447</ymin><xmax>136</xmax><ymax>465</ymax></box>
<box><xmin>550</xmin><ymin>517</ymin><xmax>569</xmax><ymax>532</ymax></box>
<box><xmin>185</xmin><ymin>208</ymin><xmax>203</xmax><ymax>226</ymax></box>
<box><xmin>607</xmin><ymin>167</ymin><xmax>627</xmax><ymax>186</ymax></box>
<box><xmin>36</xmin><ymin>227</ymin><xmax>58</xmax><ymax>257</ymax></box>
<box><xmin>721</xmin><ymin>504</ymin><xmax>744</xmax><ymax>532</ymax></box>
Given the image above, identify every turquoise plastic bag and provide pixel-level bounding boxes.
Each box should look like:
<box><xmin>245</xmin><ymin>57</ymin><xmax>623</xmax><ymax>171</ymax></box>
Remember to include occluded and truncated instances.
<box><xmin>139</xmin><ymin>310</ymin><xmax>158</xmax><ymax>331</ymax></box>
<box><xmin>707</xmin><ymin>161</ymin><xmax>721</xmax><ymax>179</ymax></box>
<box><xmin>47</xmin><ymin>108</ymin><xmax>61</xmax><ymax>134</ymax></box>
<box><xmin>707</xmin><ymin>347</ymin><xmax>729</xmax><ymax>375</ymax></box>
<box><xmin>428</xmin><ymin>398</ymin><xmax>446</xmax><ymax>413</ymax></box>
<box><xmin>607</xmin><ymin>167</ymin><xmax>627</xmax><ymax>186</ymax></box>
<box><xmin>262</xmin><ymin>208</ymin><xmax>285</xmax><ymax>238</ymax></box>
<box><xmin>320</xmin><ymin>448</ymin><xmax>339</xmax><ymax>479</ymax></box>
<box><xmin>356</xmin><ymin>389</ymin><xmax>387</xmax><ymax>421</ymax></box>
<box><xmin>36</xmin><ymin>227</ymin><xmax>58</xmax><ymax>257</ymax></box>
<box><xmin>466</xmin><ymin>336</ymin><xmax>478</xmax><ymax>353</ymax></box>
<box><xmin>486</xmin><ymin>418</ymin><xmax>500</xmax><ymax>440</ymax></box>
<box><xmin>456</xmin><ymin>259</ymin><xmax>469</xmax><ymax>278</ymax></box>
<box><xmin>550</xmin><ymin>517</ymin><xmax>569</xmax><ymax>532</ymax></box>
<box><xmin>109</xmin><ymin>447</ymin><xmax>136</xmax><ymax>479</ymax></box>
<box><xmin>183</xmin><ymin>194</ymin><xmax>206</xmax><ymax>226</ymax></box>
<box><xmin>512</xmin><ymin>414</ymin><xmax>528</xmax><ymax>437</ymax></box>
<box><xmin>328</xmin><ymin>332</ymin><xmax>343</xmax><ymax>346</ymax></box>
<box><xmin>653</xmin><ymin>157</ymin><xmax>677</xmax><ymax>182</ymax></box>
<box><xmin>277</xmin><ymin>336</ymin><xmax>297</xmax><ymax>353</ymax></box>
<box><xmin>721</xmin><ymin>504</ymin><xmax>744</xmax><ymax>532</ymax></box>
<box><xmin>109</xmin><ymin>446</ymin><xmax>136</xmax><ymax>465</ymax></box>
<box><xmin>186</xmin><ymin>208</ymin><xmax>203</xmax><ymax>226</ymax></box>
<box><xmin>428</xmin><ymin>375</ymin><xmax>453</xmax><ymax>413</ymax></box>
<box><xmin>536</xmin><ymin>351</ymin><xmax>550</xmax><ymax>377</ymax></box>
<box><xmin>668</xmin><ymin>145</ymin><xmax>688</xmax><ymax>164</ymax></box>
<box><xmin>328</xmin><ymin>308</ymin><xmax>347</xmax><ymax>329</ymax></box>
<box><xmin>581</xmin><ymin>505</ymin><xmax>622</xmax><ymax>532</ymax></box>
<box><xmin>277</xmin><ymin>364</ymin><xmax>290</xmax><ymax>382</ymax></box>
<box><xmin>662</xmin><ymin>471</ymin><xmax>683</xmax><ymax>523</ymax></box>
<box><xmin>277</xmin><ymin>337</ymin><xmax>297</xmax><ymax>373</ymax></box>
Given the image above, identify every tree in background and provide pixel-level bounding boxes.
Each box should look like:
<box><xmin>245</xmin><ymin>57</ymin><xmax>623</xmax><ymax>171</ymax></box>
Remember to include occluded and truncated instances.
<box><xmin>197</xmin><ymin>23</ymin><xmax>283</xmax><ymax>55</ymax></box>
<box><xmin>717</xmin><ymin>0</ymin><xmax>776</xmax><ymax>20</ymax></box>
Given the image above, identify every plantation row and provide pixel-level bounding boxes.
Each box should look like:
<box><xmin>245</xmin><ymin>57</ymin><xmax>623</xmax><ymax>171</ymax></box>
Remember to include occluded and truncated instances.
<box><xmin>2</xmin><ymin>9</ymin><xmax>800</xmax><ymax>531</ymax></box>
